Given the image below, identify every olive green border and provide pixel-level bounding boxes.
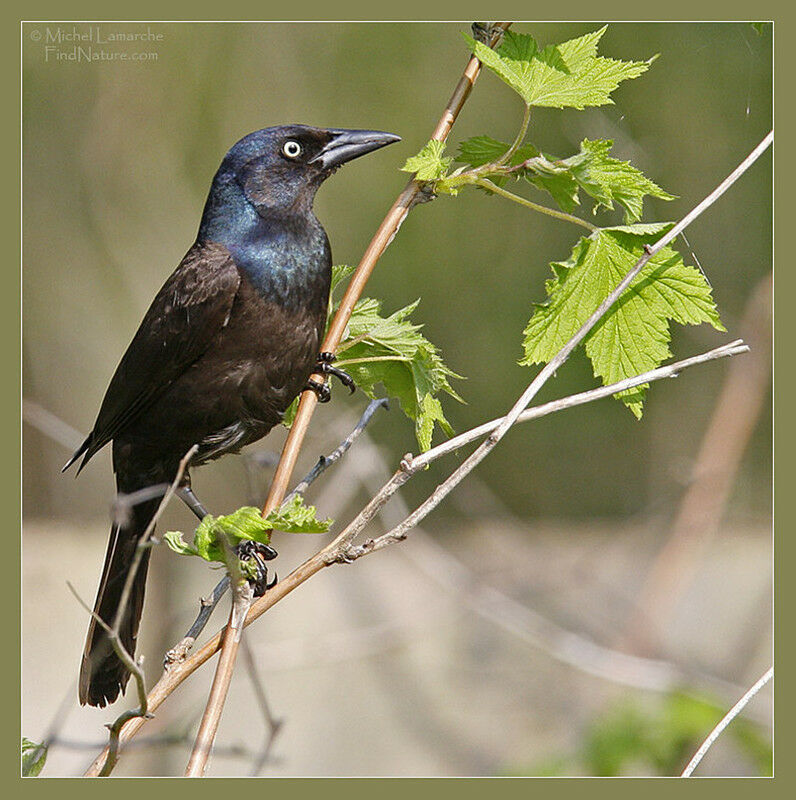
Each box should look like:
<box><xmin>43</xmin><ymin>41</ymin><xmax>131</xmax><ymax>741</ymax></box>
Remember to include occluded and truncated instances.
<box><xmin>7</xmin><ymin>0</ymin><xmax>785</xmax><ymax>795</ymax></box>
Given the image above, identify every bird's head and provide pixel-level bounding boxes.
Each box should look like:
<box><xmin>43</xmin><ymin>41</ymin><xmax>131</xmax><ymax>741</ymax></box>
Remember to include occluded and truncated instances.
<box><xmin>206</xmin><ymin>125</ymin><xmax>400</xmax><ymax>221</ymax></box>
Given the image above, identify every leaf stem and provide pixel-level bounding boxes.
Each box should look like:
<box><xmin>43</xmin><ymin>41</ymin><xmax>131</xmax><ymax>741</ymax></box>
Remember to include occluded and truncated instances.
<box><xmin>498</xmin><ymin>102</ymin><xmax>531</xmax><ymax>166</ymax></box>
<box><xmin>476</xmin><ymin>178</ymin><xmax>598</xmax><ymax>231</ymax></box>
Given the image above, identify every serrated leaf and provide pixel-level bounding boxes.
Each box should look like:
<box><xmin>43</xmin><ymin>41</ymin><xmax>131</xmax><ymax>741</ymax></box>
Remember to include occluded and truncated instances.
<box><xmin>164</xmin><ymin>498</ymin><xmax>332</xmax><ymax>565</ymax></box>
<box><xmin>331</xmin><ymin>264</ymin><xmax>355</xmax><ymax>295</ymax></box>
<box><xmin>22</xmin><ymin>738</ymin><xmax>47</xmax><ymax>777</ymax></box>
<box><xmin>602</xmin><ymin>222</ymin><xmax>674</xmax><ymax>235</ymax></box>
<box><xmin>521</xmin><ymin>230</ymin><xmax>725</xmax><ymax>417</ymax></box>
<box><xmin>456</xmin><ymin>135</ymin><xmax>538</xmax><ymax>168</ymax></box>
<box><xmin>416</xmin><ymin>393</ymin><xmax>454</xmax><ymax>452</ymax></box>
<box><xmin>265</xmin><ymin>494</ymin><xmax>333</xmax><ymax>534</ymax></box>
<box><xmin>400</xmin><ymin>139</ymin><xmax>452</xmax><ymax>181</ymax></box>
<box><xmin>522</xmin><ymin>139</ymin><xmax>674</xmax><ymax>222</ymax></box>
<box><xmin>465</xmin><ymin>27</ymin><xmax>653</xmax><ymax>109</ymax></box>
<box><xmin>565</xmin><ymin>139</ymin><xmax>675</xmax><ymax>222</ymax></box>
<box><xmin>335</xmin><ymin>296</ymin><xmax>462</xmax><ymax>450</ymax></box>
<box><xmin>162</xmin><ymin>530</ymin><xmax>200</xmax><ymax>557</ymax></box>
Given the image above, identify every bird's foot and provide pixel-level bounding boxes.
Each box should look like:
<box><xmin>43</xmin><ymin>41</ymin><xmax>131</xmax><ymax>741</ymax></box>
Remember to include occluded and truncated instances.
<box><xmin>237</xmin><ymin>540</ymin><xmax>278</xmax><ymax>597</ymax></box>
<box><xmin>316</xmin><ymin>352</ymin><xmax>356</xmax><ymax>394</ymax></box>
<box><xmin>305</xmin><ymin>378</ymin><xmax>331</xmax><ymax>403</ymax></box>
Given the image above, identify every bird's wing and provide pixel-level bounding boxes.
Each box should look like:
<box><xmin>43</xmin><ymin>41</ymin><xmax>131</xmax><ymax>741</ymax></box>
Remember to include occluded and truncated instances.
<box><xmin>66</xmin><ymin>242</ymin><xmax>241</xmax><ymax>471</ymax></box>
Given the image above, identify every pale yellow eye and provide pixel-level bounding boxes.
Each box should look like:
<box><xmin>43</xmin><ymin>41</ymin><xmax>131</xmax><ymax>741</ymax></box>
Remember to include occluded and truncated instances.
<box><xmin>282</xmin><ymin>140</ymin><xmax>302</xmax><ymax>159</ymax></box>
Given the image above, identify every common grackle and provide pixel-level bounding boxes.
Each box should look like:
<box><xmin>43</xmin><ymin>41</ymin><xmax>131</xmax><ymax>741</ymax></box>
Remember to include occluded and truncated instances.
<box><xmin>63</xmin><ymin>125</ymin><xmax>400</xmax><ymax>707</ymax></box>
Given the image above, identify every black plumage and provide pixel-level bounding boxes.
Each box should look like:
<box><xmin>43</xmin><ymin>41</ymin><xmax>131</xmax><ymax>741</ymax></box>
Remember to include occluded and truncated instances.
<box><xmin>64</xmin><ymin>125</ymin><xmax>399</xmax><ymax>707</ymax></box>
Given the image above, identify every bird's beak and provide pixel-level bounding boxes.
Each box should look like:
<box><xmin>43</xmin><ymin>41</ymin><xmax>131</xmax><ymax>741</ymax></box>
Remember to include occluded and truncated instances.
<box><xmin>310</xmin><ymin>129</ymin><xmax>401</xmax><ymax>170</ymax></box>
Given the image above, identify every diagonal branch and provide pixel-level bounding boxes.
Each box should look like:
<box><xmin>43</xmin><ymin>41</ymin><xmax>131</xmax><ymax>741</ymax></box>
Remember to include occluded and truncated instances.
<box><xmin>181</xmin><ymin>23</ymin><xmax>512</xmax><ymax>777</ymax></box>
<box><xmin>680</xmin><ymin>667</ymin><xmax>773</xmax><ymax>777</ymax></box>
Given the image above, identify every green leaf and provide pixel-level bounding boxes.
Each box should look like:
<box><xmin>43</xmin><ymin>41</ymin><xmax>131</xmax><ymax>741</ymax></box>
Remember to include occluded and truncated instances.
<box><xmin>564</xmin><ymin>139</ymin><xmax>675</xmax><ymax>222</ymax></box>
<box><xmin>164</xmin><ymin>498</ymin><xmax>332</xmax><ymax>564</ymax></box>
<box><xmin>335</xmin><ymin>296</ymin><xmax>462</xmax><ymax>450</ymax></box>
<box><xmin>521</xmin><ymin>229</ymin><xmax>725</xmax><ymax>417</ymax></box>
<box><xmin>331</xmin><ymin>263</ymin><xmax>355</xmax><ymax>296</ymax></box>
<box><xmin>521</xmin><ymin>139</ymin><xmax>674</xmax><ymax>223</ymax></box>
<box><xmin>456</xmin><ymin>135</ymin><xmax>538</xmax><ymax>168</ymax></box>
<box><xmin>162</xmin><ymin>530</ymin><xmax>200</xmax><ymax>557</ymax></box>
<box><xmin>22</xmin><ymin>738</ymin><xmax>47</xmax><ymax>777</ymax></box>
<box><xmin>750</xmin><ymin>22</ymin><xmax>766</xmax><ymax>35</ymax></box>
<box><xmin>400</xmin><ymin>139</ymin><xmax>452</xmax><ymax>181</ymax></box>
<box><xmin>465</xmin><ymin>27</ymin><xmax>653</xmax><ymax>109</ymax></box>
<box><xmin>264</xmin><ymin>493</ymin><xmax>333</xmax><ymax>534</ymax></box>
<box><xmin>416</xmin><ymin>393</ymin><xmax>454</xmax><ymax>452</ymax></box>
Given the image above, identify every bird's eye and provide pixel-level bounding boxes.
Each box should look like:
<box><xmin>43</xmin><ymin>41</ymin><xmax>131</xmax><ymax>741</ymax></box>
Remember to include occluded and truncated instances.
<box><xmin>282</xmin><ymin>140</ymin><xmax>302</xmax><ymax>159</ymax></box>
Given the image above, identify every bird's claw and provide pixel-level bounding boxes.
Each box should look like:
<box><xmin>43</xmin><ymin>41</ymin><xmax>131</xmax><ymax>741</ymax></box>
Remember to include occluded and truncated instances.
<box><xmin>316</xmin><ymin>352</ymin><xmax>356</xmax><ymax>394</ymax></box>
<box><xmin>305</xmin><ymin>378</ymin><xmax>331</xmax><ymax>403</ymax></box>
<box><xmin>237</xmin><ymin>540</ymin><xmax>278</xmax><ymax>597</ymax></box>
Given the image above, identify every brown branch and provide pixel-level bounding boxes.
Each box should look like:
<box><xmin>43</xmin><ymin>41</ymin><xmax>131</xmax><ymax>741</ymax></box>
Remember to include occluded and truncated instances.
<box><xmin>178</xmin><ymin>22</ymin><xmax>512</xmax><ymax>777</ymax></box>
<box><xmin>260</xmin><ymin>21</ymin><xmax>511</xmax><ymax>519</ymax></box>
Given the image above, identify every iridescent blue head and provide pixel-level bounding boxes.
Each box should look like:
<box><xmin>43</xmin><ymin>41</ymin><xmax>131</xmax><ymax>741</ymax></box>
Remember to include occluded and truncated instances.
<box><xmin>198</xmin><ymin>125</ymin><xmax>400</xmax><ymax>241</ymax></box>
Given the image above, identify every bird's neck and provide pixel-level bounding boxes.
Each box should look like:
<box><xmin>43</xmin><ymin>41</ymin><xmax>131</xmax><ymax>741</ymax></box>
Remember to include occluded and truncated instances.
<box><xmin>198</xmin><ymin>179</ymin><xmax>331</xmax><ymax>311</ymax></box>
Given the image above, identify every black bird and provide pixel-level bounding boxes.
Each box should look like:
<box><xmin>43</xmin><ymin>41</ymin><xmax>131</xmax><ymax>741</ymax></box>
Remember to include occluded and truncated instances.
<box><xmin>64</xmin><ymin>125</ymin><xmax>400</xmax><ymax>707</ymax></box>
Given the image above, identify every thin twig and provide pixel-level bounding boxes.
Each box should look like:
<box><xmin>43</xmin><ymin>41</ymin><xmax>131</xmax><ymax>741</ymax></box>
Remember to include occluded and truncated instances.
<box><xmin>82</xmin><ymin>338</ymin><xmax>753</xmax><ymax>776</ymax></box>
<box><xmin>322</xmin><ymin>131</ymin><xmax>772</xmax><ymax>563</ymax></box>
<box><xmin>680</xmin><ymin>667</ymin><xmax>773</xmax><ymax>777</ymax></box>
<box><xmin>326</xmin><ymin>341</ymin><xmax>749</xmax><ymax>562</ymax></box>
<box><xmin>164</xmin><ymin>577</ymin><xmax>231</xmax><ymax>670</ymax></box>
<box><xmin>410</xmin><ymin>340</ymin><xmax>749</xmax><ymax>472</ymax></box>
<box><xmin>287</xmin><ymin>397</ymin><xmax>389</xmax><ymax>500</ymax></box>
<box><xmin>259</xmin><ymin>21</ymin><xmax>512</xmax><ymax>518</ymax></box>
<box><xmin>184</xmin><ymin>523</ymin><xmax>254</xmax><ymax>776</ymax></box>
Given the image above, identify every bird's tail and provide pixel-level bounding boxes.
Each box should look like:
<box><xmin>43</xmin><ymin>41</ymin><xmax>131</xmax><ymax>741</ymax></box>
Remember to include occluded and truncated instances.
<box><xmin>78</xmin><ymin>485</ymin><xmax>161</xmax><ymax>708</ymax></box>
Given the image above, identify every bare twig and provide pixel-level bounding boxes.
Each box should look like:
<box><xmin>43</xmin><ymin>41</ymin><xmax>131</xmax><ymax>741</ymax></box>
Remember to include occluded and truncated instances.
<box><xmin>259</xmin><ymin>21</ymin><xmax>512</xmax><ymax>518</ymax></box>
<box><xmin>81</xmin><ymin>341</ymin><xmax>754</xmax><ymax>776</ymax></box>
<box><xmin>287</xmin><ymin>397</ymin><xmax>389</xmax><ymax>500</ymax></box>
<box><xmin>410</xmin><ymin>341</ymin><xmax>749</xmax><ymax>472</ymax></box>
<box><xmin>680</xmin><ymin>667</ymin><xmax>773</xmax><ymax>777</ymax></box>
<box><xmin>164</xmin><ymin>577</ymin><xmax>231</xmax><ymax>670</ymax></box>
<box><xmin>324</xmin><ymin>342</ymin><xmax>749</xmax><ymax>563</ymax></box>
<box><xmin>321</xmin><ymin>129</ymin><xmax>773</xmax><ymax>564</ymax></box>
<box><xmin>184</xmin><ymin>524</ymin><xmax>254</xmax><ymax>776</ymax></box>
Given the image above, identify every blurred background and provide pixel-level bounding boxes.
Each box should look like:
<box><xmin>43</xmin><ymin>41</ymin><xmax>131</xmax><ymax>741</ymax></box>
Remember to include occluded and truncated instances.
<box><xmin>22</xmin><ymin>22</ymin><xmax>772</xmax><ymax>776</ymax></box>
